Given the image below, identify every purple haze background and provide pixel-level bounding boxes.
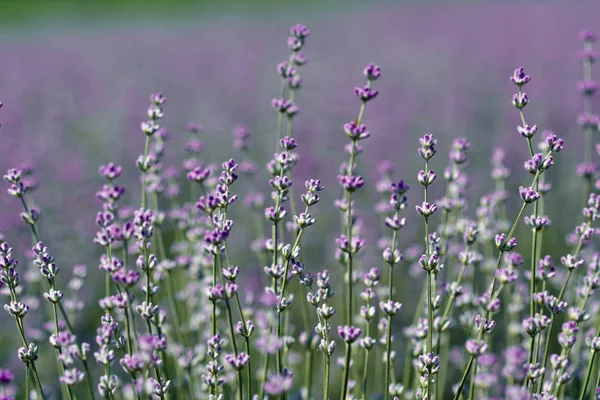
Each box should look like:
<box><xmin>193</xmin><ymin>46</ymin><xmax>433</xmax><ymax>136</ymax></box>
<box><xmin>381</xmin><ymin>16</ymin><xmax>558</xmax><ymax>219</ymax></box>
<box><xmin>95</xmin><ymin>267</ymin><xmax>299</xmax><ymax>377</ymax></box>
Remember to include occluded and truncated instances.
<box><xmin>0</xmin><ymin>0</ymin><xmax>598</xmax><ymax>283</ymax></box>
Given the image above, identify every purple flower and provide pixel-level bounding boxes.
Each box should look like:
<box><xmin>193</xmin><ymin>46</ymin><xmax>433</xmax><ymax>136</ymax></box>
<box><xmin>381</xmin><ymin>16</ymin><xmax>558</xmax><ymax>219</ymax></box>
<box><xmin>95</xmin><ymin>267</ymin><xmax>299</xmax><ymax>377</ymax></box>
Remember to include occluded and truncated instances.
<box><xmin>416</xmin><ymin>201</ymin><xmax>437</xmax><ymax>217</ymax></box>
<box><xmin>290</xmin><ymin>24</ymin><xmax>310</xmax><ymax>39</ymax></box>
<box><xmin>338</xmin><ymin>325</ymin><xmax>362</xmax><ymax>343</ymax></box>
<box><xmin>517</xmin><ymin>123</ymin><xmax>537</xmax><ymax>139</ymax></box>
<box><xmin>338</xmin><ymin>174</ymin><xmax>364</xmax><ymax>192</ymax></box>
<box><xmin>544</xmin><ymin>132</ymin><xmax>564</xmax><ymax>152</ymax></box>
<box><xmin>98</xmin><ymin>163</ymin><xmax>122</xmax><ymax>181</ymax></box>
<box><xmin>495</xmin><ymin>233</ymin><xmax>518</xmax><ymax>252</ymax></box>
<box><xmin>391</xmin><ymin>180</ymin><xmax>410</xmax><ymax>195</ymax></box>
<box><xmin>186</xmin><ymin>166</ymin><xmax>210</xmax><ymax>184</ymax></box>
<box><xmin>272</xmin><ymin>98</ymin><xmax>292</xmax><ymax>113</ymax></box>
<box><xmin>0</xmin><ymin>369</ymin><xmax>13</xmax><ymax>385</ymax></box>
<box><xmin>363</xmin><ymin>63</ymin><xmax>381</xmax><ymax>81</ymax></box>
<box><xmin>580</xmin><ymin>29</ymin><xmax>597</xmax><ymax>43</ymax></box>
<box><xmin>512</xmin><ymin>92</ymin><xmax>529</xmax><ymax>109</ymax></box>
<box><xmin>225</xmin><ymin>353</ymin><xmax>250</xmax><ymax>370</ymax></box>
<box><xmin>518</xmin><ymin>186</ymin><xmax>540</xmax><ymax>203</ymax></box>
<box><xmin>344</xmin><ymin>121</ymin><xmax>370</xmax><ymax>141</ymax></box>
<box><xmin>354</xmin><ymin>86</ymin><xmax>378</xmax><ymax>102</ymax></box>
<box><xmin>465</xmin><ymin>339</ymin><xmax>488</xmax><ymax>357</ymax></box>
<box><xmin>264</xmin><ymin>371</ymin><xmax>294</xmax><ymax>395</ymax></box>
<box><xmin>510</xmin><ymin>66</ymin><xmax>531</xmax><ymax>86</ymax></box>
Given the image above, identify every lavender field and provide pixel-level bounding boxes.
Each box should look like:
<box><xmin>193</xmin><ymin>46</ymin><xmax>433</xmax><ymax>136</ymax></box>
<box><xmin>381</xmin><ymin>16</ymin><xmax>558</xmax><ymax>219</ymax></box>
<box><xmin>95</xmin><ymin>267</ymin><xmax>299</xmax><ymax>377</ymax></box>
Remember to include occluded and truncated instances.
<box><xmin>1</xmin><ymin>1</ymin><xmax>600</xmax><ymax>399</ymax></box>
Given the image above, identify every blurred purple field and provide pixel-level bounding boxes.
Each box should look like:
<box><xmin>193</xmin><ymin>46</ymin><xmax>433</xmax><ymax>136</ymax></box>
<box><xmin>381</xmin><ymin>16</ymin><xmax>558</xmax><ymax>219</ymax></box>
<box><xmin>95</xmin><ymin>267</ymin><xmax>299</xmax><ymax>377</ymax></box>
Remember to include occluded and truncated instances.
<box><xmin>1</xmin><ymin>2</ymin><xmax>598</xmax><ymax>262</ymax></box>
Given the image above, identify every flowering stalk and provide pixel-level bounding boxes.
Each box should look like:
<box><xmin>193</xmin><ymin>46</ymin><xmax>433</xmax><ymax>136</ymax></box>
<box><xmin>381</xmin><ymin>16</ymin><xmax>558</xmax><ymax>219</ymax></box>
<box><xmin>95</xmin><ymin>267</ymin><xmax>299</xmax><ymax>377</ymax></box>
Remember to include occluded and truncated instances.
<box><xmin>139</xmin><ymin>93</ymin><xmax>165</xmax><ymax>208</ymax></box>
<box><xmin>215</xmin><ymin>159</ymin><xmax>245</xmax><ymax>399</ymax></box>
<box><xmin>577</xmin><ymin>30</ymin><xmax>598</xmax><ymax>201</ymax></box>
<box><xmin>434</xmin><ymin>138</ymin><xmax>471</xmax><ymax>398</ymax></box>
<box><xmin>416</xmin><ymin>133</ymin><xmax>440</xmax><ymax>398</ymax></box>
<box><xmin>453</xmin><ymin>119</ymin><xmax>562</xmax><ymax>398</ymax></box>
<box><xmin>277</xmin><ymin>177</ymin><xmax>323</xmax><ymax>379</ymax></box>
<box><xmin>0</xmin><ymin>242</ymin><xmax>45</xmax><ymax>400</ymax></box>
<box><xmin>510</xmin><ymin>67</ymin><xmax>557</xmax><ymax>370</ymax></box>
<box><xmin>358</xmin><ymin>268</ymin><xmax>379</xmax><ymax>399</ymax></box>
<box><xmin>338</xmin><ymin>63</ymin><xmax>380</xmax><ymax>329</ymax></box>
<box><xmin>5</xmin><ymin>168</ymin><xmax>95</xmax><ymax>399</ymax></box>
<box><xmin>537</xmin><ymin>193</ymin><xmax>598</xmax><ymax>392</ymax></box>
<box><xmin>306</xmin><ymin>270</ymin><xmax>335</xmax><ymax>399</ymax></box>
<box><xmin>277</xmin><ymin>25</ymin><xmax>308</xmax><ymax>222</ymax></box>
<box><xmin>380</xmin><ymin>179</ymin><xmax>408</xmax><ymax>400</ymax></box>
<box><xmin>578</xmin><ymin>312</ymin><xmax>600</xmax><ymax>400</ymax></box>
<box><xmin>339</xmin><ymin>325</ymin><xmax>362</xmax><ymax>400</ymax></box>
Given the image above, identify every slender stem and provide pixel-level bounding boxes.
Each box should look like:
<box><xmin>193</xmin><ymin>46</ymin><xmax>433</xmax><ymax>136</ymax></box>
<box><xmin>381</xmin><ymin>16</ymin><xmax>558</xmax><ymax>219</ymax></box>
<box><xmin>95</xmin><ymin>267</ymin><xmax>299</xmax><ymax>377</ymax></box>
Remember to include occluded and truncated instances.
<box><xmin>259</xmin><ymin>353</ymin><xmax>269</xmax><ymax>400</ymax></box>
<box><xmin>384</xmin><ymin>314</ymin><xmax>393</xmax><ymax>400</ymax></box>
<box><xmin>25</xmin><ymin>365</ymin><xmax>30</xmax><ymax>400</ymax></box>
<box><xmin>141</xmin><ymin>135</ymin><xmax>150</xmax><ymax>209</ymax></box>
<box><xmin>212</xmin><ymin>254</ymin><xmax>218</xmax><ymax>336</ymax></box>
<box><xmin>341</xmin><ymin>344</ymin><xmax>352</xmax><ymax>400</ymax></box>
<box><xmin>324</xmin><ymin>352</ymin><xmax>331</xmax><ymax>400</ymax></box>
<box><xmin>579</xmin><ymin>351</ymin><xmax>597</xmax><ymax>400</ymax></box>
<box><xmin>225</xmin><ymin>297</ymin><xmax>243</xmax><ymax>400</ymax></box>
<box><xmin>305</xmin><ymin>347</ymin><xmax>314</xmax><ymax>400</ymax></box>
<box><xmin>324</xmin><ymin>317</ymin><xmax>331</xmax><ymax>400</ymax></box>
<box><xmin>538</xmin><ymin>268</ymin><xmax>575</xmax><ymax>390</ymax></box>
<box><xmin>452</xmin><ymin>356</ymin><xmax>474</xmax><ymax>400</ymax></box>
<box><xmin>401</xmin><ymin>284</ymin><xmax>427</xmax><ymax>392</ymax></box>
<box><xmin>426</xmin><ymin>271</ymin><xmax>433</xmax><ymax>396</ymax></box>
<box><xmin>30</xmin><ymin>364</ymin><xmax>45</xmax><ymax>400</ymax></box>
<box><xmin>423</xmin><ymin>156</ymin><xmax>433</xmax><ymax>398</ymax></box>
<box><xmin>468</xmin><ymin>358</ymin><xmax>478</xmax><ymax>400</ymax></box>
<box><xmin>362</xmin><ymin>336</ymin><xmax>370</xmax><ymax>399</ymax></box>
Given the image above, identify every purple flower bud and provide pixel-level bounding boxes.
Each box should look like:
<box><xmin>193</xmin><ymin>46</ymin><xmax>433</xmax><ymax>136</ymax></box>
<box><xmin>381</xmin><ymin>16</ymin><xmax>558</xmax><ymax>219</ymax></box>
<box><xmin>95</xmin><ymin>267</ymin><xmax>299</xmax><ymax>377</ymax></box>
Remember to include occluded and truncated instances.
<box><xmin>379</xmin><ymin>300</ymin><xmax>402</xmax><ymax>316</ymax></box>
<box><xmin>187</xmin><ymin>122</ymin><xmax>203</xmax><ymax>133</ymax></box>
<box><xmin>344</xmin><ymin>121</ymin><xmax>370</xmax><ymax>141</ymax></box>
<box><xmin>150</xmin><ymin>92</ymin><xmax>166</xmax><ymax>106</ymax></box>
<box><xmin>561</xmin><ymin>254</ymin><xmax>584</xmax><ymax>270</ymax></box>
<box><xmin>544</xmin><ymin>133</ymin><xmax>564</xmax><ymax>152</ymax></box>
<box><xmin>512</xmin><ymin>92</ymin><xmax>529</xmax><ymax>109</ymax></box>
<box><xmin>99</xmin><ymin>163</ymin><xmax>123</xmax><ymax>181</ymax></box>
<box><xmin>290</xmin><ymin>23</ymin><xmax>310</xmax><ymax>39</ymax></box>
<box><xmin>578</xmin><ymin>79</ymin><xmax>598</xmax><ymax>96</ymax></box>
<box><xmin>580</xmin><ymin>29</ymin><xmax>597</xmax><ymax>43</ymax></box>
<box><xmin>354</xmin><ymin>86</ymin><xmax>378</xmax><ymax>102</ymax></box>
<box><xmin>338</xmin><ymin>175</ymin><xmax>364</xmax><ymax>192</ymax></box>
<box><xmin>495</xmin><ymin>233</ymin><xmax>518</xmax><ymax>252</ymax></box>
<box><xmin>517</xmin><ymin>124</ymin><xmax>538</xmax><ymax>139</ymax></box>
<box><xmin>272</xmin><ymin>98</ymin><xmax>292</xmax><ymax>113</ymax></box>
<box><xmin>418</xmin><ymin>134</ymin><xmax>437</xmax><ymax>160</ymax></box>
<box><xmin>391</xmin><ymin>180</ymin><xmax>410</xmax><ymax>194</ymax></box>
<box><xmin>465</xmin><ymin>339</ymin><xmax>488</xmax><ymax>357</ymax></box>
<box><xmin>519</xmin><ymin>186</ymin><xmax>540</xmax><ymax>204</ymax></box>
<box><xmin>338</xmin><ymin>325</ymin><xmax>362</xmax><ymax>343</ymax></box>
<box><xmin>363</xmin><ymin>63</ymin><xmax>381</xmax><ymax>81</ymax></box>
<box><xmin>510</xmin><ymin>67</ymin><xmax>531</xmax><ymax>86</ymax></box>
<box><xmin>417</xmin><ymin>170</ymin><xmax>436</xmax><ymax>186</ymax></box>
<box><xmin>416</xmin><ymin>202</ymin><xmax>437</xmax><ymax>218</ymax></box>
<box><xmin>225</xmin><ymin>352</ymin><xmax>250</xmax><ymax>370</ymax></box>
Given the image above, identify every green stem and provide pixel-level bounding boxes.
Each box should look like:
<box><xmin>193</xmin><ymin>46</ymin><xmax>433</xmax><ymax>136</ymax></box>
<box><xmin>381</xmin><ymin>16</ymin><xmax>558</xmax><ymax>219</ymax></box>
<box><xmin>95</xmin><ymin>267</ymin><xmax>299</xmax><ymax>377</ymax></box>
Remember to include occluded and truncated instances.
<box><xmin>305</xmin><ymin>347</ymin><xmax>314</xmax><ymax>400</ymax></box>
<box><xmin>452</xmin><ymin>356</ymin><xmax>474</xmax><ymax>400</ymax></box>
<box><xmin>468</xmin><ymin>359</ymin><xmax>478</xmax><ymax>400</ymax></box>
<box><xmin>30</xmin><ymin>363</ymin><xmax>45</xmax><ymax>400</ymax></box>
<box><xmin>25</xmin><ymin>365</ymin><xmax>30</xmax><ymax>400</ymax></box>
<box><xmin>259</xmin><ymin>353</ymin><xmax>269</xmax><ymax>400</ymax></box>
<box><xmin>341</xmin><ymin>344</ymin><xmax>352</xmax><ymax>400</ymax></box>
<box><xmin>141</xmin><ymin>135</ymin><xmax>150</xmax><ymax>209</ymax></box>
<box><xmin>579</xmin><ymin>351</ymin><xmax>597</xmax><ymax>400</ymax></box>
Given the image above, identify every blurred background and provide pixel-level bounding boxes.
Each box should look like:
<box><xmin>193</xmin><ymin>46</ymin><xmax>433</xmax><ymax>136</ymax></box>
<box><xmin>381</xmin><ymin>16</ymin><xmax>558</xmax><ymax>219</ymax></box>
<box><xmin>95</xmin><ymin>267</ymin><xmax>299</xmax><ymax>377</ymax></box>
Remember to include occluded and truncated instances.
<box><xmin>0</xmin><ymin>0</ymin><xmax>599</xmax><ymax>395</ymax></box>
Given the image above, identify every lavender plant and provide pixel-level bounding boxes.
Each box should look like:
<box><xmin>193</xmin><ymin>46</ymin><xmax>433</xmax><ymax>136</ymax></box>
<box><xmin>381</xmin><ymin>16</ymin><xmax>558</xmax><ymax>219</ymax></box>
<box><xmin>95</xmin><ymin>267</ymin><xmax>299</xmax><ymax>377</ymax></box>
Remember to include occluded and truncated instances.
<box><xmin>2</xmin><ymin>24</ymin><xmax>600</xmax><ymax>400</ymax></box>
